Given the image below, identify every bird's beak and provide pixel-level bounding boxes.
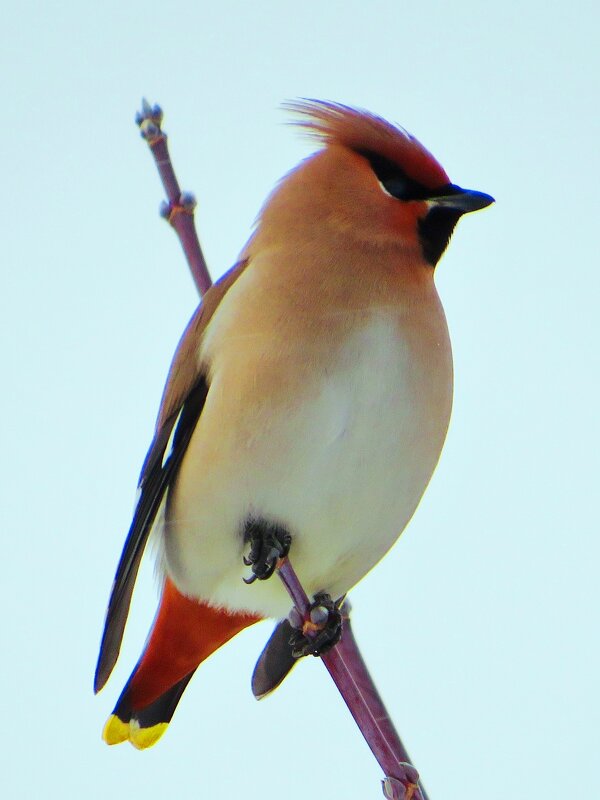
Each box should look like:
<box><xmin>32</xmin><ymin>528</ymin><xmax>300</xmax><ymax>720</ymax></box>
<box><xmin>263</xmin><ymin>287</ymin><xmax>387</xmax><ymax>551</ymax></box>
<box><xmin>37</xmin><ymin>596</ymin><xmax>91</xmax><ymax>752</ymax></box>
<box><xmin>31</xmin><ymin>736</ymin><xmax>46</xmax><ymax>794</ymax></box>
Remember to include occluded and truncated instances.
<box><xmin>429</xmin><ymin>185</ymin><xmax>495</xmax><ymax>214</ymax></box>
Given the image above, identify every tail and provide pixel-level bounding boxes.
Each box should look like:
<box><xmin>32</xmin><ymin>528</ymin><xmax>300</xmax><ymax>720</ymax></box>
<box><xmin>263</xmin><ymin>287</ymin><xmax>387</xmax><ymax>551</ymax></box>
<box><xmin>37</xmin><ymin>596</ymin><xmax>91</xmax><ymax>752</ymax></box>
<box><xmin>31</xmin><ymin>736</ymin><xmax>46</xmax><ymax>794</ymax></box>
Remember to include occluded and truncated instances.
<box><xmin>102</xmin><ymin>577</ymin><xmax>261</xmax><ymax>749</ymax></box>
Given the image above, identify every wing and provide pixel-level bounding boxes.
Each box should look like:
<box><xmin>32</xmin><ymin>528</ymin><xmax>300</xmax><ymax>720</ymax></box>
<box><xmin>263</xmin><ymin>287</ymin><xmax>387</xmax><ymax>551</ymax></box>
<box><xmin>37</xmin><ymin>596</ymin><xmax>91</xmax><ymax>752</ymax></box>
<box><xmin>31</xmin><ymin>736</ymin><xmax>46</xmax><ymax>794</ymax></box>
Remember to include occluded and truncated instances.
<box><xmin>94</xmin><ymin>378</ymin><xmax>208</xmax><ymax>693</ymax></box>
<box><xmin>94</xmin><ymin>260</ymin><xmax>249</xmax><ymax>693</ymax></box>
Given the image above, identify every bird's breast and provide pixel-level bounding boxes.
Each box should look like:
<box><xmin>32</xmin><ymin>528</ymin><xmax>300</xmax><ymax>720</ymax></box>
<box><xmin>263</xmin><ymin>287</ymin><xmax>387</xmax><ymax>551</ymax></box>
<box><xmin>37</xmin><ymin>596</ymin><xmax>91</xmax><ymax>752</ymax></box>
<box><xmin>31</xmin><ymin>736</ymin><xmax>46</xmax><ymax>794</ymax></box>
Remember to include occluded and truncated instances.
<box><xmin>165</xmin><ymin>264</ymin><xmax>453</xmax><ymax>618</ymax></box>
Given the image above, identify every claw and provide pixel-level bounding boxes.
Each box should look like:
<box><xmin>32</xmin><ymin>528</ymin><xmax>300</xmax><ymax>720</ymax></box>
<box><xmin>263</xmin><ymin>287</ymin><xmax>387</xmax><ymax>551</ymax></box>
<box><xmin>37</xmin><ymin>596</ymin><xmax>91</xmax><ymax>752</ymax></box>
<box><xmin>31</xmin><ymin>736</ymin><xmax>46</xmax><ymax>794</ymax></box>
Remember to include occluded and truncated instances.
<box><xmin>241</xmin><ymin>517</ymin><xmax>291</xmax><ymax>584</ymax></box>
<box><xmin>288</xmin><ymin>593</ymin><xmax>343</xmax><ymax>658</ymax></box>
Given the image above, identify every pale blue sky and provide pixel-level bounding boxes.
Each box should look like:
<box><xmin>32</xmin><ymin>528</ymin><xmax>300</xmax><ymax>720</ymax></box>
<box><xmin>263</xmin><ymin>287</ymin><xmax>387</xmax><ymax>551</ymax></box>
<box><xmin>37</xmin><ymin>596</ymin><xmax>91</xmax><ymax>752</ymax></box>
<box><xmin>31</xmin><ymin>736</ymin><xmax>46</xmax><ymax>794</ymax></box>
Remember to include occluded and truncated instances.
<box><xmin>2</xmin><ymin>2</ymin><xmax>598</xmax><ymax>799</ymax></box>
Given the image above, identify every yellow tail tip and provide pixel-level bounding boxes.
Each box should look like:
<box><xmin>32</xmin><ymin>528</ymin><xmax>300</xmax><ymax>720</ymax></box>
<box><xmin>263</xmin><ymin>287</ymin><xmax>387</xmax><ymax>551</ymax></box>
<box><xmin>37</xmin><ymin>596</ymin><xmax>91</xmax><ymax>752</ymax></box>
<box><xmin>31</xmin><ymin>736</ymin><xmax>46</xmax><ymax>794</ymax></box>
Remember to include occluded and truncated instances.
<box><xmin>102</xmin><ymin>715</ymin><xmax>130</xmax><ymax>745</ymax></box>
<box><xmin>102</xmin><ymin>715</ymin><xmax>169</xmax><ymax>749</ymax></box>
<box><xmin>129</xmin><ymin>719</ymin><xmax>169</xmax><ymax>750</ymax></box>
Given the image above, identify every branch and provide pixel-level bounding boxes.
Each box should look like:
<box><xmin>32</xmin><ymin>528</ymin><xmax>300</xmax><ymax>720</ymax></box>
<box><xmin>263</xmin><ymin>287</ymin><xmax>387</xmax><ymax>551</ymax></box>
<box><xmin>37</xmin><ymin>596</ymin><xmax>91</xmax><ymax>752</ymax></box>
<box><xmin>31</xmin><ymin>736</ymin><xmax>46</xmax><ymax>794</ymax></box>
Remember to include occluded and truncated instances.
<box><xmin>277</xmin><ymin>560</ymin><xmax>427</xmax><ymax>800</ymax></box>
<box><xmin>135</xmin><ymin>100</ymin><xmax>211</xmax><ymax>295</ymax></box>
<box><xmin>135</xmin><ymin>99</ymin><xmax>428</xmax><ymax>800</ymax></box>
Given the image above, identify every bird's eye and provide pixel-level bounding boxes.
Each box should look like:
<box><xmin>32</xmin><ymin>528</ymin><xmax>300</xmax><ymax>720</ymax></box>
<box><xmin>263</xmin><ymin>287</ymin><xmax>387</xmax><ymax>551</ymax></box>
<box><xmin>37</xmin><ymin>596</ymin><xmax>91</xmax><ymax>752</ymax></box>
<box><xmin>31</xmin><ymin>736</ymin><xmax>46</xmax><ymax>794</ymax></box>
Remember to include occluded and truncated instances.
<box><xmin>378</xmin><ymin>175</ymin><xmax>412</xmax><ymax>200</ymax></box>
<box><xmin>359</xmin><ymin>149</ymin><xmax>430</xmax><ymax>201</ymax></box>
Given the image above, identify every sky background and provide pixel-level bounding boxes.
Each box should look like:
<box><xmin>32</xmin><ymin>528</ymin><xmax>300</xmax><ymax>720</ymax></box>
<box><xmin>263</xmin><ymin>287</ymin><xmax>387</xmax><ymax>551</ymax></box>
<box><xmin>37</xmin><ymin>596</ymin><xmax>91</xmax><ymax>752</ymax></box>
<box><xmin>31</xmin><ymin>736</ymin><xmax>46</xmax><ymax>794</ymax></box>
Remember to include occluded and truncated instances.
<box><xmin>2</xmin><ymin>2</ymin><xmax>599</xmax><ymax>798</ymax></box>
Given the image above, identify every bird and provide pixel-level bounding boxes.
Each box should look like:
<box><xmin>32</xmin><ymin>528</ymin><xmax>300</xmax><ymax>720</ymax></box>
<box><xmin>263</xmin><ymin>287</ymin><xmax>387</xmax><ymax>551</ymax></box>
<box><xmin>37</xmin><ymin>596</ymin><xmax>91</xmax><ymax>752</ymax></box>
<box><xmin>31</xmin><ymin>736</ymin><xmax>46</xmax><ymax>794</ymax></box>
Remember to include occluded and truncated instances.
<box><xmin>95</xmin><ymin>100</ymin><xmax>493</xmax><ymax>749</ymax></box>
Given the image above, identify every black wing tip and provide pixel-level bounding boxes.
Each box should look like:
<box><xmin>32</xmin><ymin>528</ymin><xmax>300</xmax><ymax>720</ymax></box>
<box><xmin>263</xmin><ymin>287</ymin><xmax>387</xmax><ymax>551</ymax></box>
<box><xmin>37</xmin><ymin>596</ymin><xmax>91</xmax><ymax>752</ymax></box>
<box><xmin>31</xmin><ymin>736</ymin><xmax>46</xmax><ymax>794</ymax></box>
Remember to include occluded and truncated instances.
<box><xmin>94</xmin><ymin>639</ymin><xmax>117</xmax><ymax>694</ymax></box>
<box><xmin>94</xmin><ymin>660</ymin><xmax>110</xmax><ymax>694</ymax></box>
<box><xmin>93</xmin><ymin>375</ymin><xmax>209</xmax><ymax>699</ymax></box>
<box><xmin>94</xmin><ymin>609</ymin><xmax>125</xmax><ymax>694</ymax></box>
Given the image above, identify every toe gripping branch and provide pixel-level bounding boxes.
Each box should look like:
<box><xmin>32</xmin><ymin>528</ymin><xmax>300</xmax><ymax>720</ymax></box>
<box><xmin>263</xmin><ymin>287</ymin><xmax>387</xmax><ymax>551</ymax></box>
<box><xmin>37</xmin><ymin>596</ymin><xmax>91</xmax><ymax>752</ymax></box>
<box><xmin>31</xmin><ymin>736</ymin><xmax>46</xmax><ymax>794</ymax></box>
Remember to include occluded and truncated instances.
<box><xmin>288</xmin><ymin>592</ymin><xmax>343</xmax><ymax>658</ymax></box>
<box><xmin>242</xmin><ymin>519</ymin><xmax>291</xmax><ymax>583</ymax></box>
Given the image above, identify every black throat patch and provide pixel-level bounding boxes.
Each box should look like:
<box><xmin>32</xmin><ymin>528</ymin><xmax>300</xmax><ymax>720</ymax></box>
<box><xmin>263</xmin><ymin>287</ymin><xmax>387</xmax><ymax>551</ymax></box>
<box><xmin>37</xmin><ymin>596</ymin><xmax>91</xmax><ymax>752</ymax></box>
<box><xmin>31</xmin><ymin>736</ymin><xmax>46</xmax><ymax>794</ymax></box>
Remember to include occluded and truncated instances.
<box><xmin>418</xmin><ymin>208</ymin><xmax>461</xmax><ymax>267</ymax></box>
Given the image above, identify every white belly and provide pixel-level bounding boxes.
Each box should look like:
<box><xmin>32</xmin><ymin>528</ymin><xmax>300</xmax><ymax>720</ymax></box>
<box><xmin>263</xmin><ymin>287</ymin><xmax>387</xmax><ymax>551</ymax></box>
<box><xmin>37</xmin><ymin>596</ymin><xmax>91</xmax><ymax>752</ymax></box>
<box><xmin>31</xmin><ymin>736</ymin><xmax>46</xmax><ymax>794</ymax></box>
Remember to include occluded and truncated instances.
<box><xmin>163</xmin><ymin>308</ymin><xmax>452</xmax><ymax>618</ymax></box>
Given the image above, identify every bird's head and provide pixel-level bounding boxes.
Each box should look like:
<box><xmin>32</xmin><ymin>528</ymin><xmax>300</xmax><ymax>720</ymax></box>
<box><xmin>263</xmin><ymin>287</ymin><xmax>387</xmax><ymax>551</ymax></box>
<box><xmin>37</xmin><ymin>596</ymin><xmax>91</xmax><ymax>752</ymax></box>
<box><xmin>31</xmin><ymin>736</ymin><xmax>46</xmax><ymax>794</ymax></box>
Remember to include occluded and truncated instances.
<box><xmin>255</xmin><ymin>100</ymin><xmax>493</xmax><ymax>267</ymax></box>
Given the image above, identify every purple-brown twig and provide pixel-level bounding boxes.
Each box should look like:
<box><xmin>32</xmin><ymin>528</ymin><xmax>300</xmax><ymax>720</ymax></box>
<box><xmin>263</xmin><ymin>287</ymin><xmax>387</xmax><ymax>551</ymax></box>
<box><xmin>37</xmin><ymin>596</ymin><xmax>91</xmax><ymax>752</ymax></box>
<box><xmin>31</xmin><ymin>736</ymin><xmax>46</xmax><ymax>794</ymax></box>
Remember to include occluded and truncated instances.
<box><xmin>135</xmin><ymin>99</ymin><xmax>428</xmax><ymax>800</ymax></box>
<box><xmin>135</xmin><ymin>99</ymin><xmax>212</xmax><ymax>295</ymax></box>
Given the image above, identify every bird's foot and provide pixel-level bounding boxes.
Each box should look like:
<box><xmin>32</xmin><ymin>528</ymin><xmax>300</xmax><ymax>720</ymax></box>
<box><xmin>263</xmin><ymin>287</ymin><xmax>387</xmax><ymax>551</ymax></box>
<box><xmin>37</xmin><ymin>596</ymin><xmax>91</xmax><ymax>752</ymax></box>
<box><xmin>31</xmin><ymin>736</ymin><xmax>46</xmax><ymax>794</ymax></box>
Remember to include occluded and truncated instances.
<box><xmin>288</xmin><ymin>592</ymin><xmax>343</xmax><ymax>658</ymax></box>
<box><xmin>242</xmin><ymin>518</ymin><xmax>292</xmax><ymax>584</ymax></box>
